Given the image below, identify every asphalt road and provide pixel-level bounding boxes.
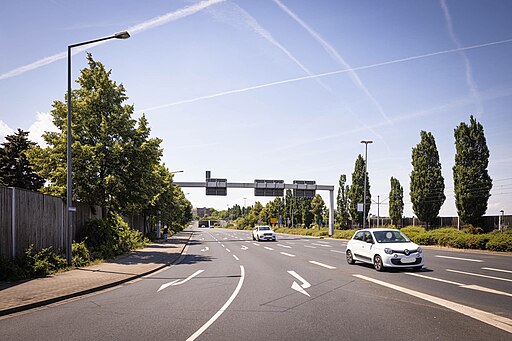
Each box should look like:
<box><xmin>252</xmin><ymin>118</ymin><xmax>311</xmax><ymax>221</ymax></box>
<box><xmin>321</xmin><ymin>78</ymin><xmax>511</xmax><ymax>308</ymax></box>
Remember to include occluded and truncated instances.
<box><xmin>1</xmin><ymin>227</ymin><xmax>511</xmax><ymax>340</ymax></box>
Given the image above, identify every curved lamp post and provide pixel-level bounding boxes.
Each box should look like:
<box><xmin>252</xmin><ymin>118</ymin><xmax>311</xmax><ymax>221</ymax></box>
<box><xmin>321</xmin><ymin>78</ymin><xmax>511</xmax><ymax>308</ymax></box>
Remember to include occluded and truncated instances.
<box><xmin>66</xmin><ymin>31</ymin><xmax>130</xmax><ymax>264</ymax></box>
<box><xmin>360</xmin><ymin>140</ymin><xmax>373</xmax><ymax>229</ymax></box>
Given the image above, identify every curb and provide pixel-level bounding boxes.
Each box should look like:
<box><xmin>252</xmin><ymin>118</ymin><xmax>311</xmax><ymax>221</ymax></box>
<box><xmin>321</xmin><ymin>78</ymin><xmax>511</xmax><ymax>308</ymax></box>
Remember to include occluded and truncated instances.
<box><xmin>0</xmin><ymin>232</ymin><xmax>193</xmax><ymax>317</ymax></box>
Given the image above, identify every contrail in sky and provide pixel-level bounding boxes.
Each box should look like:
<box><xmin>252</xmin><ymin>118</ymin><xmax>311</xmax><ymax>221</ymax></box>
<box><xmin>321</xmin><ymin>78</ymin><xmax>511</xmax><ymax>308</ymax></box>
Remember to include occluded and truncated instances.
<box><xmin>217</xmin><ymin>2</ymin><xmax>333</xmax><ymax>93</ymax></box>
<box><xmin>272</xmin><ymin>0</ymin><xmax>392</xmax><ymax>124</ymax></box>
<box><xmin>0</xmin><ymin>0</ymin><xmax>225</xmax><ymax>81</ymax></box>
<box><xmin>440</xmin><ymin>0</ymin><xmax>482</xmax><ymax>114</ymax></box>
<box><xmin>141</xmin><ymin>37</ymin><xmax>512</xmax><ymax>112</ymax></box>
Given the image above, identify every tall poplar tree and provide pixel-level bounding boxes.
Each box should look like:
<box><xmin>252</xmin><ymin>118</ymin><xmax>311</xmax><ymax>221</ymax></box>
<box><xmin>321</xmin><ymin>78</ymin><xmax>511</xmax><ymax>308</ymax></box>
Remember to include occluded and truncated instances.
<box><xmin>0</xmin><ymin>129</ymin><xmax>44</xmax><ymax>191</ymax></box>
<box><xmin>336</xmin><ymin>174</ymin><xmax>350</xmax><ymax>228</ymax></box>
<box><xmin>388</xmin><ymin>177</ymin><xmax>404</xmax><ymax>227</ymax></box>
<box><xmin>453</xmin><ymin>116</ymin><xmax>492</xmax><ymax>226</ymax></box>
<box><xmin>348</xmin><ymin>155</ymin><xmax>371</xmax><ymax>227</ymax></box>
<box><xmin>311</xmin><ymin>194</ymin><xmax>326</xmax><ymax>226</ymax></box>
<box><xmin>27</xmin><ymin>53</ymin><xmax>162</xmax><ymax>214</ymax></box>
<box><xmin>410</xmin><ymin>131</ymin><xmax>445</xmax><ymax>227</ymax></box>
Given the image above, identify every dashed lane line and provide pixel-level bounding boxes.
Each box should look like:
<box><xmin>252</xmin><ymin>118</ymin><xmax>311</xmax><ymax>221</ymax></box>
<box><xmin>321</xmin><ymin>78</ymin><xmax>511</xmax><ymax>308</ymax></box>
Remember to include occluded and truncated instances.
<box><xmin>406</xmin><ymin>272</ymin><xmax>512</xmax><ymax>297</ymax></box>
<box><xmin>264</xmin><ymin>247</ymin><xmax>274</xmax><ymax>251</ymax></box>
<box><xmin>435</xmin><ymin>255</ymin><xmax>484</xmax><ymax>263</ymax></box>
<box><xmin>280</xmin><ymin>252</ymin><xmax>296</xmax><ymax>257</ymax></box>
<box><xmin>309</xmin><ymin>261</ymin><xmax>336</xmax><ymax>269</ymax></box>
<box><xmin>277</xmin><ymin>244</ymin><xmax>292</xmax><ymax>249</ymax></box>
<box><xmin>330</xmin><ymin>250</ymin><xmax>344</xmax><ymax>254</ymax></box>
<box><xmin>233</xmin><ymin>255</ymin><xmax>239</xmax><ymax>261</ymax></box>
<box><xmin>354</xmin><ymin>274</ymin><xmax>512</xmax><ymax>334</ymax></box>
<box><xmin>482</xmin><ymin>267</ymin><xmax>512</xmax><ymax>274</ymax></box>
<box><xmin>304</xmin><ymin>245</ymin><xmax>317</xmax><ymax>249</ymax></box>
<box><xmin>446</xmin><ymin>269</ymin><xmax>512</xmax><ymax>283</ymax></box>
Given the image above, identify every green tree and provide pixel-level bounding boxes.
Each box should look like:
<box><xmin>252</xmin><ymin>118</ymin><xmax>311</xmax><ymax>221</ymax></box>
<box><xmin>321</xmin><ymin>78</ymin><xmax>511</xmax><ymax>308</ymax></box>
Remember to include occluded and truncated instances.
<box><xmin>336</xmin><ymin>174</ymin><xmax>350</xmax><ymax>228</ymax></box>
<box><xmin>453</xmin><ymin>116</ymin><xmax>492</xmax><ymax>226</ymax></box>
<box><xmin>410</xmin><ymin>131</ymin><xmax>445</xmax><ymax>227</ymax></box>
<box><xmin>27</xmin><ymin>54</ymin><xmax>162</xmax><ymax>214</ymax></box>
<box><xmin>388</xmin><ymin>177</ymin><xmax>404</xmax><ymax>227</ymax></box>
<box><xmin>348</xmin><ymin>155</ymin><xmax>371</xmax><ymax>227</ymax></box>
<box><xmin>311</xmin><ymin>194</ymin><xmax>326</xmax><ymax>226</ymax></box>
<box><xmin>300</xmin><ymin>197</ymin><xmax>314</xmax><ymax>227</ymax></box>
<box><xmin>0</xmin><ymin>129</ymin><xmax>44</xmax><ymax>191</ymax></box>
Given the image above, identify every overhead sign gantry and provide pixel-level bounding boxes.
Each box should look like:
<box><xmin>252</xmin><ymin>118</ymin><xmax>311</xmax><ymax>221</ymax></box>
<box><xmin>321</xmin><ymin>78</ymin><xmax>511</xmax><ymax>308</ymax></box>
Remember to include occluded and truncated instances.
<box><xmin>174</xmin><ymin>171</ymin><xmax>335</xmax><ymax>236</ymax></box>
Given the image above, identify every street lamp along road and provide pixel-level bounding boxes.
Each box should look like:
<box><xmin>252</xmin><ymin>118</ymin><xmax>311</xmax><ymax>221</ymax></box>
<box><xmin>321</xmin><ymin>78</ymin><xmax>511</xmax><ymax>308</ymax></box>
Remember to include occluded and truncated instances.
<box><xmin>66</xmin><ymin>31</ymin><xmax>130</xmax><ymax>265</ymax></box>
<box><xmin>360</xmin><ymin>140</ymin><xmax>373</xmax><ymax>230</ymax></box>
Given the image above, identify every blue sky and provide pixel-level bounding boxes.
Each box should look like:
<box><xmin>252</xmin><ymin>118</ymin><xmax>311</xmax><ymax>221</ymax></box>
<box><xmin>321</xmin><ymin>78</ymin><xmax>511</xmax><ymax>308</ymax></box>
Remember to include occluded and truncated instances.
<box><xmin>1</xmin><ymin>0</ymin><xmax>511</xmax><ymax>218</ymax></box>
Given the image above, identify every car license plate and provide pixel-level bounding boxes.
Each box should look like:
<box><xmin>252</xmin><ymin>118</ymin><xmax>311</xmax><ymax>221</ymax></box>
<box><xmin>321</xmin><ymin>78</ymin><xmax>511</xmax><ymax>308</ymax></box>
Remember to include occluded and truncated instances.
<box><xmin>401</xmin><ymin>257</ymin><xmax>416</xmax><ymax>264</ymax></box>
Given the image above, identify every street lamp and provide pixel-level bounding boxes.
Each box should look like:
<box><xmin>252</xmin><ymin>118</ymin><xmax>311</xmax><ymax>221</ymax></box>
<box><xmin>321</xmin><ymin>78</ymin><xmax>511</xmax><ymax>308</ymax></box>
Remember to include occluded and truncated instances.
<box><xmin>360</xmin><ymin>140</ymin><xmax>373</xmax><ymax>229</ymax></box>
<box><xmin>499</xmin><ymin>210</ymin><xmax>504</xmax><ymax>232</ymax></box>
<box><xmin>66</xmin><ymin>31</ymin><xmax>130</xmax><ymax>265</ymax></box>
<box><xmin>170</xmin><ymin>170</ymin><xmax>184</xmax><ymax>174</ymax></box>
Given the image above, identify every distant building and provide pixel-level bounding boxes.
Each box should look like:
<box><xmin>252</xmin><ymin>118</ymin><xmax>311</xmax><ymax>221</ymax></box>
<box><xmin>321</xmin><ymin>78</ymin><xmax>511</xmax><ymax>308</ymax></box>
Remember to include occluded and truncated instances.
<box><xmin>193</xmin><ymin>207</ymin><xmax>211</xmax><ymax>218</ymax></box>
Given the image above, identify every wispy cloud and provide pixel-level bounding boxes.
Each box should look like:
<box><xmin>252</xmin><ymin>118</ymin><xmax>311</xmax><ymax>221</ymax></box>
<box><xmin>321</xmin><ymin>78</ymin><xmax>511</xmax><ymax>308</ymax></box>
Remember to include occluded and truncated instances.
<box><xmin>272</xmin><ymin>0</ymin><xmax>392</xmax><ymax>124</ymax></box>
<box><xmin>0</xmin><ymin>0</ymin><xmax>226</xmax><ymax>81</ymax></box>
<box><xmin>0</xmin><ymin>121</ymin><xmax>14</xmax><ymax>143</ymax></box>
<box><xmin>140</xmin><ymin>37</ymin><xmax>512</xmax><ymax>112</ymax></box>
<box><xmin>440</xmin><ymin>0</ymin><xmax>482</xmax><ymax>114</ymax></box>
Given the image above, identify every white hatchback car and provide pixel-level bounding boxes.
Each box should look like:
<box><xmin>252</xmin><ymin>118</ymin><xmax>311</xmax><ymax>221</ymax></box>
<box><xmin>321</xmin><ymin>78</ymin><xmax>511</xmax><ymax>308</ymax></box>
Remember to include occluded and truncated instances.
<box><xmin>346</xmin><ymin>228</ymin><xmax>424</xmax><ymax>271</ymax></box>
<box><xmin>252</xmin><ymin>225</ymin><xmax>277</xmax><ymax>241</ymax></box>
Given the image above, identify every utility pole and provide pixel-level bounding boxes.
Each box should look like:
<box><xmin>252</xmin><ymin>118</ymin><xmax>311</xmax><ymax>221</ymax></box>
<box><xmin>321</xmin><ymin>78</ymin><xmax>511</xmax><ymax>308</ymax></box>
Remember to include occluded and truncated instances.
<box><xmin>361</xmin><ymin>140</ymin><xmax>373</xmax><ymax>229</ymax></box>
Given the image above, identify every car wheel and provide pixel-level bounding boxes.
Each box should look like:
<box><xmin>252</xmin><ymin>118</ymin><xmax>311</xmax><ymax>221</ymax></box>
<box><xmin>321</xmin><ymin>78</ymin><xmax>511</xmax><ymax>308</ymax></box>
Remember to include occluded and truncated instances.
<box><xmin>346</xmin><ymin>250</ymin><xmax>355</xmax><ymax>264</ymax></box>
<box><xmin>252</xmin><ymin>235</ymin><xmax>255</xmax><ymax>241</ymax></box>
<box><xmin>374</xmin><ymin>255</ymin><xmax>384</xmax><ymax>272</ymax></box>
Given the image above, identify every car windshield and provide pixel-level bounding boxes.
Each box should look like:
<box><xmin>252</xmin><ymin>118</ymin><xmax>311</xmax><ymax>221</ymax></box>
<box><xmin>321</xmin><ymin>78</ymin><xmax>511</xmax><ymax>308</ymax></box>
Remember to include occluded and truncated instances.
<box><xmin>259</xmin><ymin>226</ymin><xmax>270</xmax><ymax>231</ymax></box>
<box><xmin>373</xmin><ymin>230</ymin><xmax>410</xmax><ymax>243</ymax></box>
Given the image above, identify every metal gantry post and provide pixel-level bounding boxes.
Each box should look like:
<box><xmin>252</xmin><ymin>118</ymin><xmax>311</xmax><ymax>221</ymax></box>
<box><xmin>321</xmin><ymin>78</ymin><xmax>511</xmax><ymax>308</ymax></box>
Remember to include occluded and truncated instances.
<box><xmin>329</xmin><ymin>189</ymin><xmax>334</xmax><ymax>236</ymax></box>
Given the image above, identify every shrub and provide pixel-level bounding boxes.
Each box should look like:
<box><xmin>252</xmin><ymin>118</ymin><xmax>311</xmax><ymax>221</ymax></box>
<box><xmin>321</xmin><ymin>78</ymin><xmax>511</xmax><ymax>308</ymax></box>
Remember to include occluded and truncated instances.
<box><xmin>72</xmin><ymin>240</ymin><xmax>91</xmax><ymax>267</ymax></box>
<box><xmin>0</xmin><ymin>256</ymin><xmax>25</xmax><ymax>281</ymax></box>
<box><xmin>486</xmin><ymin>234</ymin><xmax>512</xmax><ymax>252</ymax></box>
<box><xmin>24</xmin><ymin>245</ymin><xmax>67</xmax><ymax>277</ymax></box>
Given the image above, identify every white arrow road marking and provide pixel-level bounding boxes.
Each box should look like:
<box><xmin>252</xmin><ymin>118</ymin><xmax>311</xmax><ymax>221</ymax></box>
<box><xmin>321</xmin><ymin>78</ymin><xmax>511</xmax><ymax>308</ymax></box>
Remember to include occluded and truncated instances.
<box><xmin>201</xmin><ymin>247</ymin><xmax>209</xmax><ymax>252</ymax></box>
<box><xmin>309</xmin><ymin>261</ymin><xmax>336</xmax><ymax>269</ymax></box>
<box><xmin>354</xmin><ymin>274</ymin><xmax>512</xmax><ymax>334</ymax></box>
<box><xmin>241</xmin><ymin>245</ymin><xmax>248</xmax><ymax>250</ymax></box>
<box><xmin>157</xmin><ymin>270</ymin><xmax>204</xmax><ymax>292</ymax></box>
<box><xmin>406</xmin><ymin>273</ymin><xmax>512</xmax><ymax>297</ymax></box>
<box><xmin>288</xmin><ymin>271</ymin><xmax>311</xmax><ymax>297</ymax></box>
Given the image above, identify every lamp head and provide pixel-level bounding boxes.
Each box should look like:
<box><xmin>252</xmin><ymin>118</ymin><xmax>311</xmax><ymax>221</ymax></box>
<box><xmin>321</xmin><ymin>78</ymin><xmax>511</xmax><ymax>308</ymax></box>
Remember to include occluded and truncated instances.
<box><xmin>114</xmin><ymin>31</ymin><xmax>130</xmax><ymax>39</ymax></box>
<box><xmin>360</xmin><ymin>140</ymin><xmax>373</xmax><ymax>144</ymax></box>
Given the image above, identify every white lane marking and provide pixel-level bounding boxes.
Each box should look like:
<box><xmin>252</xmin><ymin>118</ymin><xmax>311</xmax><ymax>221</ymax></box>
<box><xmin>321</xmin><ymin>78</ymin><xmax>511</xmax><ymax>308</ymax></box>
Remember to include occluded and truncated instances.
<box><xmin>354</xmin><ymin>274</ymin><xmax>512</xmax><ymax>333</ymax></box>
<box><xmin>221</xmin><ymin>244</ymin><xmax>225</xmax><ymax>248</ymax></box>
<box><xmin>201</xmin><ymin>247</ymin><xmax>209</xmax><ymax>252</ymax></box>
<box><xmin>316</xmin><ymin>241</ymin><xmax>330</xmax><ymax>244</ymax></box>
<box><xmin>435</xmin><ymin>255</ymin><xmax>484</xmax><ymax>263</ymax></box>
<box><xmin>252</xmin><ymin>242</ymin><xmax>260</xmax><ymax>246</ymax></box>
<box><xmin>446</xmin><ymin>269</ymin><xmax>512</xmax><ymax>283</ymax></box>
<box><xmin>304</xmin><ymin>245</ymin><xmax>317</xmax><ymax>249</ymax></box>
<box><xmin>309</xmin><ymin>261</ymin><xmax>336</xmax><ymax>269</ymax></box>
<box><xmin>233</xmin><ymin>255</ymin><xmax>239</xmax><ymax>261</ymax></box>
<box><xmin>330</xmin><ymin>250</ymin><xmax>344</xmax><ymax>254</ymax></box>
<box><xmin>312</xmin><ymin>243</ymin><xmax>331</xmax><ymax>247</ymax></box>
<box><xmin>157</xmin><ymin>270</ymin><xmax>204</xmax><ymax>292</ymax></box>
<box><xmin>241</xmin><ymin>245</ymin><xmax>248</xmax><ymax>250</ymax></box>
<box><xmin>226</xmin><ymin>248</ymin><xmax>231</xmax><ymax>253</ymax></box>
<box><xmin>264</xmin><ymin>246</ymin><xmax>274</xmax><ymax>251</ymax></box>
<box><xmin>285</xmin><ymin>241</ymin><xmax>295</xmax><ymax>245</ymax></box>
<box><xmin>244</xmin><ymin>241</ymin><xmax>251</xmax><ymax>243</ymax></box>
<box><xmin>482</xmin><ymin>267</ymin><xmax>512</xmax><ymax>274</ymax></box>
<box><xmin>288</xmin><ymin>271</ymin><xmax>311</xmax><ymax>297</ymax></box>
<box><xmin>406</xmin><ymin>273</ymin><xmax>512</xmax><ymax>297</ymax></box>
<box><xmin>280</xmin><ymin>252</ymin><xmax>296</xmax><ymax>257</ymax></box>
<box><xmin>187</xmin><ymin>266</ymin><xmax>245</xmax><ymax>341</ymax></box>
<box><xmin>277</xmin><ymin>244</ymin><xmax>292</xmax><ymax>249</ymax></box>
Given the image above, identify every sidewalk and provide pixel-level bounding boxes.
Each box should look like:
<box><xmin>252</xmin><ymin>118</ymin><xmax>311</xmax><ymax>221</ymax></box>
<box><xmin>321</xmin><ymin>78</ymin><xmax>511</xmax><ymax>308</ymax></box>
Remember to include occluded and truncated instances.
<box><xmin>0</xmin><ymin>231</ymin><xmax>193</xmax><ymax>317</ymax></box>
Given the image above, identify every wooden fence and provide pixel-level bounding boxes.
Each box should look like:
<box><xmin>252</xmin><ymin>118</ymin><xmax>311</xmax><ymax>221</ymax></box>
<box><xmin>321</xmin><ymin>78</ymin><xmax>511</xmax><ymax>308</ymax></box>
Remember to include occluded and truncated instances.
<box><xmin>0</xmin><ymin>186</ymin><xmax>147</xmax><ymax>259</ymax></box>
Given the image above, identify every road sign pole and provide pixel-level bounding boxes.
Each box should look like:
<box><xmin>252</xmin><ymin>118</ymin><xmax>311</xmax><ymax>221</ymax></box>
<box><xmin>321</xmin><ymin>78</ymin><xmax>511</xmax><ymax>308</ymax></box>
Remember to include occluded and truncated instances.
<box><xmin>329</xmin><ymin>189</ymin><xmax>334</xmax><ymax>236</ymax></box>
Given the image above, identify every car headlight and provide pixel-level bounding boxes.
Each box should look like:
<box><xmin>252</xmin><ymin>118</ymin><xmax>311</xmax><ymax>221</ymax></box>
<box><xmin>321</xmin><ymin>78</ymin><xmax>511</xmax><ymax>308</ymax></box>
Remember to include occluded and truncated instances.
<box><xmin>384</xmin><ymin>248</ymin><xmax>393</xmax><ymax>255</ymax></box>
<box><xmin>417</xmin><ymin>247</ymin><xmax>422</xmax><ymax>254</ymax></box>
